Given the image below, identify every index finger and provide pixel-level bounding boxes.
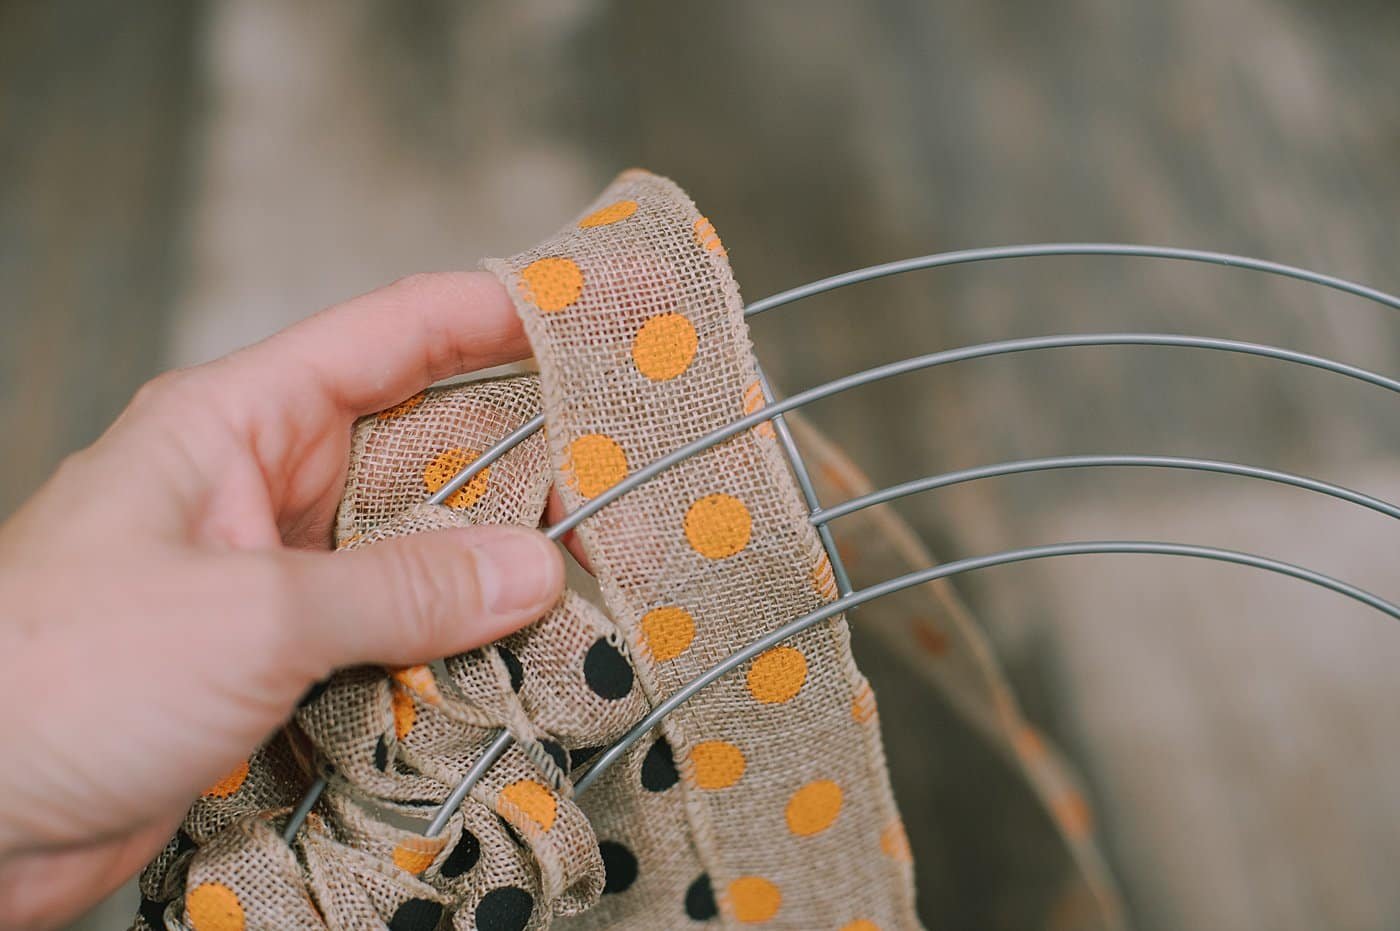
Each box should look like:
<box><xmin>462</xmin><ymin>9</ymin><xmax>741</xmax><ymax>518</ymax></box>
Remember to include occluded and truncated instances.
<box><xmin>227</xmin><ymin>271</ymin><xmax>530</xmax><ymax>416</ymax></box>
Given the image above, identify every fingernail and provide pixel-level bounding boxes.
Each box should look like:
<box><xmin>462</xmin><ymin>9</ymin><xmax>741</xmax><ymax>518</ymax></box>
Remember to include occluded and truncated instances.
<box><xmin>469</xmin><ymin>526</ymin><xmax>562</xmax><ymax>615</ymax></box>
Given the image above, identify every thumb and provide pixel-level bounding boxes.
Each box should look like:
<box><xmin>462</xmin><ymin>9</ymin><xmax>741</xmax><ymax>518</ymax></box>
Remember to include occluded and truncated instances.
<box><xmin>281</xmin><ymin>525</ymin><xmax>564</xmax><ymax>672</ymax></box>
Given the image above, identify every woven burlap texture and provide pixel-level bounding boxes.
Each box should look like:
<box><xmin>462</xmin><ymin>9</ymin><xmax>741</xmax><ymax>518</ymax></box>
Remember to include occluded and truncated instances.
<box><xmin>295</xmin><ymin>376</ymin><xmax>630</xmax><ymax>930</ymax></box>
<box><xmin>136</xmin><ymin>376</ymin><xmax>643</xmax><ymax>931</ymax></box>
<box><xmin>486</xmin><ymin>169</ymin><xmax>920</xmax><ymax>931</ymax></box>
<box><xmin>790</xmin><ymin>416</ymin><xmax>1124</xmax><ymax>929</ymax></box>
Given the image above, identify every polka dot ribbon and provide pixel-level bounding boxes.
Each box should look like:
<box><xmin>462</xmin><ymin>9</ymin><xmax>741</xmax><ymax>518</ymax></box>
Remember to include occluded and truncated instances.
<box><xmin>135</xmin><ymin>378</ymin><xmax>657</xmax><ymax>931</ymax></box>
<box><xmin>486</xmin><ymin>169</ymin><xmax>921</xmax><ymax>930</ymax></box>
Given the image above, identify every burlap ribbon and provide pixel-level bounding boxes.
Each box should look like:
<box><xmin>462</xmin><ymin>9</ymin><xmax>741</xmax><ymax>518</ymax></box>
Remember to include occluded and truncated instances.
<box><xmin>484</xmin><ymin>170</ymin><xmax>919</xmax><ymax>930</ymax></box>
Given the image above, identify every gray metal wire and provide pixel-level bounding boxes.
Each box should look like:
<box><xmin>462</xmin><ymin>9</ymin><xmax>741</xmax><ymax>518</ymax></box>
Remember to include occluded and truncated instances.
<box><xmin>742</xmin><ymin>243</ymin><xmax>1400</xmax><ymax>317</ymax></box>
<box><xmin>426</xmin><ymin>413</ymin><xmax>547</xmax><ymax>508</ymax></box>
<box><xmin>574</xmin><ymin>540</ymin><xmax>1400</xmax><ymax>792</ymax></box>
<box><xmin>279</xmin><ymin>244</ymin><xmax>1400</xmax><ymax>847</ymax></box>
<box><xmin>409</xmin><ymin>332</ymin><xmax>1400</xmax><ymax>837</ymax></box>
<box><xmin>543</xmin><ymin>333</ymin><xmax>1399</xmax><ymax>546</ymax></box>
<box><xmin>811</xmin><ymin>455</ymin><xmax>1400</xmax><ymax>524</ymax></box>
<box><xmin>757</xmin><ymin>368</ymin><xmax>855</xmax><ymax>597</ymax></box>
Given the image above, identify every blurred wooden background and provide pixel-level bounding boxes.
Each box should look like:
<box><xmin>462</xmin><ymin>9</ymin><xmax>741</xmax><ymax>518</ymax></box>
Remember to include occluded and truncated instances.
<box><xmin>3</xmin><ymin>0</ymin><xmax>1399</xmax><ymax>928</ymax></box>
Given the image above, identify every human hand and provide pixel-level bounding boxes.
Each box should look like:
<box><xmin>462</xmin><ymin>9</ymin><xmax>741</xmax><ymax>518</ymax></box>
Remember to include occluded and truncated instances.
<box><xmin>0</xmin><ymin>273</ymin><xmax>565</xmax><ymax>929</ymax></box>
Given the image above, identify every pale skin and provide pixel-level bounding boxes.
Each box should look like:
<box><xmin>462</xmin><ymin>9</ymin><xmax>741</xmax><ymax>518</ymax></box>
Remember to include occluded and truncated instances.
<box><xmin>0</xmin><ymin>273</ymin><xmax>573</xmax><ymax>930</ymax></box>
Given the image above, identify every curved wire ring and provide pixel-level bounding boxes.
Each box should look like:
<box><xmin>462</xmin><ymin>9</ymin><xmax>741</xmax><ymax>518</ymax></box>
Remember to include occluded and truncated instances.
<box><xmin>812</xmin><ymin>455</ymin><xmax>1400</xmax><ymax>524</ymax></box>
<box><xmin>574</xmin><ymin>540</ymin><xmax>1400</xmax><ymax>792</ymax></box>
<box><xmin>280</xmin><ymin>246</ymin><xmax>1400</xmax><ymax>846</ymax></box>
<box><xmin>743</xmin><ymin>243</ymin><xmax>1400</xmax><ymax>317</ymax></box>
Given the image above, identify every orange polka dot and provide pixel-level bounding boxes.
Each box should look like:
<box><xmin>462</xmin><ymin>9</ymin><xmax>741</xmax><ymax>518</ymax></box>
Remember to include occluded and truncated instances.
<box><xmin>727</xmin><ymin>876</ymin><xmax>780</xmax><ymax>923</ymax></box>
<box><xmin>202</xmin><ymin>760</ymin><xmax>249</xmax><ymax>799</ymax></box>
<box><xmin>632</xmin><ymin>312</ymin><xmax>698</xmax><ymax>381</ymax></box>
<box><xmin>812</xmin><ymin>556</ymin><xmax>839</xmax><ymax>601</ymax></box>
<box><xmin>391</xmin><ymin>837</ymin><xmax>443</xmax><ymax>875</ymax></box>
<box><xmin>1052</xmin><ymin>790</ymin><xmax>1094</xmax><ymax>839</ymax></box>
<box><xmin>851</xmin><ymin>682</ymin><xmax>877</xmax><ymax>724</ymax></box>
<box><xmin>391</xmin><ymin>686</ymin><xmax>416</xmax><ymax>739</ymax></box>
<box><xmin>690</xmin><ymin>740</ymin><xmax>746</xmax><ymax>789</ymax></box>
<box><xmin>376</xmin><ymin>392</ymin><xmax>424</xmax><ymax>420</ymax></box>
<box><xmin>785</xmin><ymin>780</ymin><xmax>843</xmax><ymax>836</ymax></box>
<box><xmin>693</xmin><ymin>216</ymin><xmax>728</xmax><ymax>257</ymax></box>
<box><xmin>742</xmin><ymin>381</ymin><xmax>776</xmax><ymax>439</ymax></box>
<box><xmin>187</xmin><ymin>882</ymin><xmax>245</xmax><ymax>931</ymax></box>
<box><xmin>498</xmin><ymin>779</ymin><xmax>557</xmax><ymax>832</ymax></box>
<box><xmin>842</xmin><ymin>922</ymin><xmax>881</xmax><ymax>931</ymax></box>
<box><xmin>684</xmin><ymin>493</ymin><xmax>751</xmax><ymax>559</ymax></box>
<box><xmin>880</xmin><ymin>821</ymin><xmax>913</xmax><ymax>863</ymax></box>
<box><xmin>911</xmin><ymin>618</ymin><xmax>949</xmax><ymax>656</ymax></box>
<box><xmin>747</xmin><ymin>646</ymin><xmax>807</xmax><ymax>704</ymax></box>
<box><xmin>567</xmin><ymin>433</ymin><xmax>628</xmax><ymax>498</ymax></box>
<box><xmin>422</xmin><ymin>447</ymin><xmax>490</xmax><ymax>509</ymax></box>
<box><xmin>579</xmin><ymin>199</ymin><xmax>638</xmax><ymax>228</ymax></box>
<box><xmin>641</xmin><ymin>605</ymin><xmax>695</xmax><ymax>662</ymax></box>
<box><xmin>1014</xmin><ymin>723</ymin><xmax>1047</xmax><ymax>761</ymax></box>
<box><xmin>390</xmin><ymin>664</ymin><xmax>442</xmax><ymax>706</ymax></box>
<box><xmin>520</xmin><ymin>256</ymin><xmax>583</xmax><ymax>312</ymax></box>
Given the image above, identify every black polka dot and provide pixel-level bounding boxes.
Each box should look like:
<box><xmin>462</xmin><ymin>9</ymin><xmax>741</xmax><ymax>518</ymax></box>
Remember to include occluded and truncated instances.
<box><xmin>584</xmin><ymin>637</ymin><xmax>633</xmax><ymax>700</ymax></box>
<box><xmin>388</xmin><ymin>897</ymin><xmax>443</xmax><ymax>931</ymax></box>
<box><xmin>570</xmin><ymin>744</ymin><xmax>605</xmax><ymax>767</ymax></box>
<box><xmin>539</xmin><ymin>739</ymin><xmax>568</xmax><ymax>773</ymax></box>
<box><xmin>373</xmin><ymin>735</ymin><xmax>389</xmax><ymax>771</ymax></box>
<box><xmin>498</xmin><ymin>646</ymin><xmax>523</xmax><ymax>692</ymax></box>
<box><xmin>298</xmin><ymin>678</ymin><xmax>329</xmax><ymax>707</ymax></box>
<box><xmin>641</xmin><ymin>737</ymin><xmax>678</xmax><ymax>792</ymax></box>
<box><xmin>599</xmin><ymin>840</ymin><xmax>638</xmax><ymax>894</ymax></box>
<box><xmin>138</xmin><ymin>896</ymin><xmax>168</xmax><ymax>929</ymax></box>
<box><xmin>475</xmin><ymin>886</ymin><xmax>534</xmax><ymax>931</ymax></box>
<box><xmin>440</xmin><ymin>829</ymin><xmax>480</xmax><ymax>879</ymax></box>
<box><xmin>685</xmin><ymin>874</ymin><xmax>717</xmax><ymax>921</ymax></box>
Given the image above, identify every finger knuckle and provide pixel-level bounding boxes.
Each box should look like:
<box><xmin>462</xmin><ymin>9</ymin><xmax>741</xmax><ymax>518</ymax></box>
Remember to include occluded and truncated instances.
<box><xmin>128</xmin><ymin>368</ymin><xmax>189</xmax><ymax>410</ymax></box>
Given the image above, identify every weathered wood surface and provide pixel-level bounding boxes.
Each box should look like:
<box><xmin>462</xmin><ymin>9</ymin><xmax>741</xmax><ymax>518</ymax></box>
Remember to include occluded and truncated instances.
<box><xmin>3</xmin><ymin>1</ymin><xmax>1395</xmax><ymax>928</ymax></box>
<box><xmin>0</xmin><ymin>0</ymin><xmax>204</xmax><ymax>519</ymax></box>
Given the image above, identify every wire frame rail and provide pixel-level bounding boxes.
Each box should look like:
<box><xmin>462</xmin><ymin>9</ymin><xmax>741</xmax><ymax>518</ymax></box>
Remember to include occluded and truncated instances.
<box><xmin>277</xmin><ymin>243</ymin><xmax>1400</xmax><ymax>852</ymax></box>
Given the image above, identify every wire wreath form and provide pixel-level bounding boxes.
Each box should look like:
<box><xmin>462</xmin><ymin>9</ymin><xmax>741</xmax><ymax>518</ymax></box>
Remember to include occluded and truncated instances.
<box><xmin>269</xmin><ymin>243</ymin><xmax>1399</xmax><ymax>861</ymax></box>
